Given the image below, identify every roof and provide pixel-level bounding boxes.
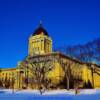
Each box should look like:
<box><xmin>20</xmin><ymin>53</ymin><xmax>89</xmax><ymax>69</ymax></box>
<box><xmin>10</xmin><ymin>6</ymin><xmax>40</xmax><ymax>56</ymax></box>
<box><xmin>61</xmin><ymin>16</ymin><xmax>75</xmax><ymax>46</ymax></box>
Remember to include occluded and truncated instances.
<box><xmin>27</xmin><ymin>52</ymin><xmax>100</xmax><ymax>67</ymax></box>
<box><xmin>32</xmin><ymin>25</ymin><xmax>49</xmax><ymax>36</ymax></box>
<box><xmin>27</xmin><ymin>52</ymin><xmax>84</xmax><ymax>64</ymax></box>
<box><xmin>0</xmin><ymin>68</ymin><xmax>16</xmax><ymax>71</ymax></box>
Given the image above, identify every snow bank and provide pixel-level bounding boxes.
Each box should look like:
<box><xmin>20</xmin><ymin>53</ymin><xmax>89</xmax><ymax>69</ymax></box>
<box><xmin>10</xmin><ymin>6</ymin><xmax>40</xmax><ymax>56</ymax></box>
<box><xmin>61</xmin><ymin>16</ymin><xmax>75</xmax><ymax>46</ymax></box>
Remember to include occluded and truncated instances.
<box><xmin>0</xmin><ymin>89</ymin><xmax>100</xmax><ymax>95</ymax></box>
<box><xmin>0</xmin><ymin>89</ymin><xmax>13</xmax><ymax>93</ymax></box>
<box><xmin>79</xmin><ymin>89</ymin><xmax>97</xmax><ymax>95</ymax></box>
<box><xmin>43</xmin><ymin>89</ymin><xmax>99</xmax><ymax>95</ymax></box>
<box><xmin>16</xmin><ymin>89</ymin><xmax>40</xmax><ymax>94</ymax></box>
<box><xmin>43</xmin><ymin>89</ymin><xmax>75</xmax><ymax>95</ymax></box>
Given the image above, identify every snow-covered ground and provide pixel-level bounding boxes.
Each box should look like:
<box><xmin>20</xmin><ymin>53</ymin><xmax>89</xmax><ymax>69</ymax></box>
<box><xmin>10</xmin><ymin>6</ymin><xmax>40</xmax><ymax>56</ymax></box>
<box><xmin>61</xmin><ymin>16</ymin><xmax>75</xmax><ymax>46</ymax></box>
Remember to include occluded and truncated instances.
<box><xmin>0</xmin><ymin>89</ymin><xmax>100</xmax><ymax>100</ymax></box>
<box><xmin>0</xmin><ymin>89</ymin><xmax>98</xmax><ymax>95</ymax></box>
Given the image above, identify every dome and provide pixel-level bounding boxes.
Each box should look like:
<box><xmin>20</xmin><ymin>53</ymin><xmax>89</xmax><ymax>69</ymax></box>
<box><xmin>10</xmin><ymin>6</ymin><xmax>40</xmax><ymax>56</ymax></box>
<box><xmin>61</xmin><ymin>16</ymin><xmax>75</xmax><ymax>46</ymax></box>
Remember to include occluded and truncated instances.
<box><xmin>32</xmin><ymin>26</ymin><xmax>49</xmax><ymax>36</ymax></box>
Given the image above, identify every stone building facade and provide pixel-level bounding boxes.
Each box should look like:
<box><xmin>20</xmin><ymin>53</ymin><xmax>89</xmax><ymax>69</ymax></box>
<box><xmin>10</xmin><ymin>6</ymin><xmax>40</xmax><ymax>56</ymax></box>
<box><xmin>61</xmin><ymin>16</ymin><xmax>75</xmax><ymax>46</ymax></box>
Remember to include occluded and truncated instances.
<box><xmin>0</xmin><ymin>23</ymin><xmax>100</xmax><ymax>89</ymax></box>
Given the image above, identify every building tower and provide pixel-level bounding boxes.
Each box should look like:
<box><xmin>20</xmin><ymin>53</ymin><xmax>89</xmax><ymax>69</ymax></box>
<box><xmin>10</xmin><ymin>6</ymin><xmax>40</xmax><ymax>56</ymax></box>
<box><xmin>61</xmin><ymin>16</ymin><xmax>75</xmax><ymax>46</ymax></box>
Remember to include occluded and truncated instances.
<box><xmin>28</xmin><ymin>22</ymin><xmax>52</xmax><ymax>56</ymax></box>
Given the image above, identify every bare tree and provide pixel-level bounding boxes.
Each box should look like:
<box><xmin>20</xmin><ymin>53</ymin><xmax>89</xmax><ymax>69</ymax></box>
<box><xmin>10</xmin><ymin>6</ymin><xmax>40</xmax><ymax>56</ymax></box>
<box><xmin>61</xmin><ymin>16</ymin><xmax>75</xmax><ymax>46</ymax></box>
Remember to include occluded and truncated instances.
<box><xmin>4</xmin><ymin>77</ymin><xmax>10</xmax><ymax>89</ymax></box>
<box><xmin>31</xmin><ymin>61</ymin><xmax>52</xmax><ymax>93</ymax></box>
<box><xmin>58</xmin><ymin>58</ymin><xmax>73</xmax><ymax>90</ymax></box>
<box><xmin>21</xmin><ymin>56</ymin><xmax>54</xmax><ymax>94</ymax></box>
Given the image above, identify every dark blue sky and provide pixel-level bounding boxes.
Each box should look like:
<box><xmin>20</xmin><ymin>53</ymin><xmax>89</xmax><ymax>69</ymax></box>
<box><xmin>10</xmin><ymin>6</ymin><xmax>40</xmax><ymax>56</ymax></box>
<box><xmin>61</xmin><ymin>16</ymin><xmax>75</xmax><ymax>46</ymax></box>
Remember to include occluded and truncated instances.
<box><xmin>0</xmin><ymin>0</ymin><xmax>100</xmax><ymax>68</ymax></box>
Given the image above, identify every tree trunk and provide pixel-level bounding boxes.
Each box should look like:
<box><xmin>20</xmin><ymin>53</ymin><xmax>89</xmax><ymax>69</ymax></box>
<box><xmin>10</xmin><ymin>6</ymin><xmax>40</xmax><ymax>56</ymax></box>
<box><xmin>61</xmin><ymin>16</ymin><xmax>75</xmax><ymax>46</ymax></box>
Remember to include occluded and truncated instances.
<box><xmin>91</xmin><ymin>69</ymin><xmax>94</xmax><ymax>88</ymax></box>
<box><xmin>66</xmin><ymin>74</ymin><xmax>70</xmax><ymax>90</ymax></box>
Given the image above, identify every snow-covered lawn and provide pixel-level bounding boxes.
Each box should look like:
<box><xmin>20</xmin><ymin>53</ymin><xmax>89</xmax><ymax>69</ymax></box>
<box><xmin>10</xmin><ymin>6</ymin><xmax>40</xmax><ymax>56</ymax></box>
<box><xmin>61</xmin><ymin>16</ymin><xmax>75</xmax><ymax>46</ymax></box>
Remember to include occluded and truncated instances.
<box><xmin>0</xmin><ymin>89</ymin><xmax>98</xmax><ymax>95</ymax></box>
<box><xmin>0</xmin><ymin>89</ymin><xmax>100</xmax><ymax>100</ymax></box>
